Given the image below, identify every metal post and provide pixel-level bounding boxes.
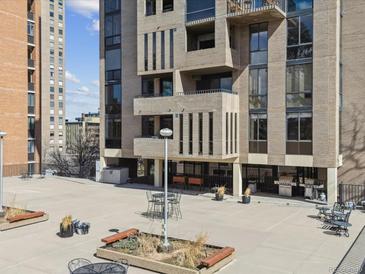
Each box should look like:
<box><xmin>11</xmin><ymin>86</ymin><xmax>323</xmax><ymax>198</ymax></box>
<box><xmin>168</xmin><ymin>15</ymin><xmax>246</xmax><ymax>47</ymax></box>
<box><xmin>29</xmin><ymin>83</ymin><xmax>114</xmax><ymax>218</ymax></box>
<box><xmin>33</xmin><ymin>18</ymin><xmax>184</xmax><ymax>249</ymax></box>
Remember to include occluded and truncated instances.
<box><xmin>0</xmin><ymin>132</ymin><xmax>6</xmax><ymax>216</ymax></box>
<box><xmin>163</xmin><ymin>136</ymin><xmax>169</xmax><ymax>248</ymax></box>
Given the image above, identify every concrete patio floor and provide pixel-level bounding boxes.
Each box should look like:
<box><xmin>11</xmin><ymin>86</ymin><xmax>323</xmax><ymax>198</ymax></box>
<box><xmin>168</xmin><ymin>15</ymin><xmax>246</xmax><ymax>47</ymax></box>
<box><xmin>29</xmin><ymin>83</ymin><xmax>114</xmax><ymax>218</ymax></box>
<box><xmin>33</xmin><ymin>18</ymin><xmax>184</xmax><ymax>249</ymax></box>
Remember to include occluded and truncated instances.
<box><xmin>0</xmin><ymin>176</ymin><xmax>364</xmax><ymax>274</ymax></box>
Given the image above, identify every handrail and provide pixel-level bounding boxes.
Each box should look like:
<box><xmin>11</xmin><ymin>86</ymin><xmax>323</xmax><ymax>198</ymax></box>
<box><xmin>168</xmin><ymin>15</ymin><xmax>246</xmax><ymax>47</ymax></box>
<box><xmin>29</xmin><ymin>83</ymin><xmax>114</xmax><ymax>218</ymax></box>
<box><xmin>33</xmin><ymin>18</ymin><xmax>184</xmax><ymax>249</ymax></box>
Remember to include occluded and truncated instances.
<box><xmin>177</xmin><ymin>89</ymin><xmax>237</xmax><ymax>95</ymax></box>
<box><xmin>227</xmin><ymin>0</ymin><xmax>284</xmax><ymax>15</ymax></box>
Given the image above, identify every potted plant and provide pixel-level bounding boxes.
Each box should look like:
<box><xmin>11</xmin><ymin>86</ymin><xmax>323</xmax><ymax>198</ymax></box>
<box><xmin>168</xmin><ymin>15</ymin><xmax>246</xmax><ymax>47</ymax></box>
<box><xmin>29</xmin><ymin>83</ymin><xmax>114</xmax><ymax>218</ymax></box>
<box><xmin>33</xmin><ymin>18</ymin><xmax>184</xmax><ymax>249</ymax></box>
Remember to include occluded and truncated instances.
<box><xmin>59</xmin><ymin>215</ymin><xmax>73</xmax><ymax>238</ymax></box>
<box><xmin>215</xmin><ymin>186</ymin><xmax>225</xmax><ymax>201</ymax></box>
<box><xmin>242</xmin><ymin>188</ymin><xmax>251</xmax><ymax>204</ymax></box>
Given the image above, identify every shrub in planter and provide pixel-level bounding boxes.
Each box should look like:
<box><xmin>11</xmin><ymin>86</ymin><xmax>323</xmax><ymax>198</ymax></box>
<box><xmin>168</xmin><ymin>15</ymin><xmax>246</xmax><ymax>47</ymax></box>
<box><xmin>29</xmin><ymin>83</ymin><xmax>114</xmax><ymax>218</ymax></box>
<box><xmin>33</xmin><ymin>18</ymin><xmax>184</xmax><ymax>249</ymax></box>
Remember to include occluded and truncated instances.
<box><xmin>59</xmin><ymin>215</ymin><xmax>73</xmax><ymax>238</ymax></box>
<box><xmin>215</xmin><ymin>186</ymin><xmax>225</xmax><ymax>201</ymax></box>
<box><xmin>242</xmin><ymin>188</ymin><xmax>251</xmax><ymax>204</ymax></box>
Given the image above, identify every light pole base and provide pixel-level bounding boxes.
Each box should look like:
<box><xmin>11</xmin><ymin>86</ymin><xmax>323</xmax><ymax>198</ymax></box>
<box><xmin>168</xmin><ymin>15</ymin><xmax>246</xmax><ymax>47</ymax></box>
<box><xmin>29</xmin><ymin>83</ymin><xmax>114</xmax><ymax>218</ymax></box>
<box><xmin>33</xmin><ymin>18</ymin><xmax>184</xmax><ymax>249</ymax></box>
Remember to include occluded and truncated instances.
<box><xmin>0</xmin><ymin>211</ymin><xmax>5</xmax><ymax>218</ymax></box>
<box><xmin>159</xmin><ymin>242</ymin><xmax>172</xmax><ymax>253</ymax></box>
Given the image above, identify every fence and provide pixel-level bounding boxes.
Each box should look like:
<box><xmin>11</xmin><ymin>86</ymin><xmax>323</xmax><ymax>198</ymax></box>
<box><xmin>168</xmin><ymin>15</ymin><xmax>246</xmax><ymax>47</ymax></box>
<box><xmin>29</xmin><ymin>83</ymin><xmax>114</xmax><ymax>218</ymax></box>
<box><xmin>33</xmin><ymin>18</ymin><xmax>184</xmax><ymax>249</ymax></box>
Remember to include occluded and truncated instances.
<box><xmin>338</xmin><ymin>184</ymin><xmax>365</xmax><ymax>204</ymax></box>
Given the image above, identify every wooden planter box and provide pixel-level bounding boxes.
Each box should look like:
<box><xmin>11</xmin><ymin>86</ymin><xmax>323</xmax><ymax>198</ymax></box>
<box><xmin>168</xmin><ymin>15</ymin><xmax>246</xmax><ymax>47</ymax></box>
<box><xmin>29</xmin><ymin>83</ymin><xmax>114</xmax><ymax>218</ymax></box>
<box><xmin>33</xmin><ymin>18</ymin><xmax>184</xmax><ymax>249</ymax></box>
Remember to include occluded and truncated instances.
<box><xmin>96</xmin><ymin>229</ymin><xmax>235</xmax><ymax>274</ymax></box>
<box><xmin>0</xmin><ymin>210</ymin><xmax>49</xmax><ymax>231</ymax></box>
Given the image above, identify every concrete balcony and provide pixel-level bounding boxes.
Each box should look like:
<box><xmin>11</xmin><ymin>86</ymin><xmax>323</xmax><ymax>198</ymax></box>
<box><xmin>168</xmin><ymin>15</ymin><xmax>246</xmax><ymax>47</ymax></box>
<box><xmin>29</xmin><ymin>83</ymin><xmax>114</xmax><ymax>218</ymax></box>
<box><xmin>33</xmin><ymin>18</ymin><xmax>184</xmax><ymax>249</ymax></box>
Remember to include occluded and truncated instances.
<box><xmin>226</xmin><ymin>0</ymin><xmax>285</xmax><ymax>23</ymax></box>
<box><xmin>134</xmin><ymin>89</ymin><xmax>238</xmax><ymax>116</ymax></box>
<box><xmin>134</xmin><ymin>137</ymin><xmax>177</xmax><ymax>159</ymax></box>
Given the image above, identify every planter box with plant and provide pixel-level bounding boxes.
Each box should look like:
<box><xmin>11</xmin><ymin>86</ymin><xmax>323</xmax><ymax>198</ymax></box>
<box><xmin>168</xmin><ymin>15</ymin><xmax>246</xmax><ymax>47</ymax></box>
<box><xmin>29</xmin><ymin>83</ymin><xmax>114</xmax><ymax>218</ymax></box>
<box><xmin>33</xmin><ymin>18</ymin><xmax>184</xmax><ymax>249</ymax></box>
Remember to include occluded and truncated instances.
<box><xmin>242</xmin><ymin>187</ymin><xmax>251</xmax><ymax>204</ymax></box>
<box><xmin>59</xmin><ymin>215</ymin><xmax>74</xmax><ymax>238</ymax></box>
<box><xmin>214</xmin><ymin>186</ymin><xmax>226</xmax><ymax>201</ymax></box>
<box><xmin>96</xmin><ymin>229</ymin><xmax>235</xmax><ymax>274</ymax></box>
<box><xmin>0</xmin><ymin>207</ymin><xmax>49</xmax><ymax>231</ymax></box>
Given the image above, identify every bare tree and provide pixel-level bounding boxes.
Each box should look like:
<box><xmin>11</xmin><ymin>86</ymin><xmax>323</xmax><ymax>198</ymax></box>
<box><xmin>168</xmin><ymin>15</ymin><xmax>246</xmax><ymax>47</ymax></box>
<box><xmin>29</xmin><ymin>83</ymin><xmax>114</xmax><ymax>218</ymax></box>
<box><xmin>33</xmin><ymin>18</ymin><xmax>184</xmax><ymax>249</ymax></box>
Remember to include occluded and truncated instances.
<box><xmin>49</xmin><ymin>131</ymin><xmax>99</xmax><ymax>178</ymax></box>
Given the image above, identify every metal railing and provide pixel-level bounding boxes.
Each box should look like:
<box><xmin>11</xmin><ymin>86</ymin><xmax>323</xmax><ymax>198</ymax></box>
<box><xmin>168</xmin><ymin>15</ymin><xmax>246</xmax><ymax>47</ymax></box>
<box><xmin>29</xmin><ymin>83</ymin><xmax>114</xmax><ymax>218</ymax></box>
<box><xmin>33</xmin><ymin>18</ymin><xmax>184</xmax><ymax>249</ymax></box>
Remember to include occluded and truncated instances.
<box><xmin>186</xmin><ymin>7</ymin><xmax>215</xmax><ymax>22</ymax></box>
<box><xmin>227</xmin><ymin>0</ymin><xmax>284</xmax><ymax>15</ymax></box>
<box><xmin>27</xmin><ymin>12</ymin><xmax>34</xmax><ymax>21</ymax></box>
<box><xmin>177</xmin><ymin>89</ymin><xmax>237</xmax><ymax>96</ymax></box>
<box><xmin>28</xmin><ymin>59</ymin><xmax>35</xmax><ymax>68</ymax></box>
<box><xmin>338</xmin><ymin>184</ymin><xmax>365</xmax><ymax>205</ymax></box>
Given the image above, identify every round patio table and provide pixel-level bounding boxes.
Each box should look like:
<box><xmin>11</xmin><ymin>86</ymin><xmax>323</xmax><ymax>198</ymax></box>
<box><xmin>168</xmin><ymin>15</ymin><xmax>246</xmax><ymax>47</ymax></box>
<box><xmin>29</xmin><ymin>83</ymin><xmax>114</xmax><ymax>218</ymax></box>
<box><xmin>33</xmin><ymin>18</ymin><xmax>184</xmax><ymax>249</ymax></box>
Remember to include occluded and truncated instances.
<box><xmin>72</xmin><ymin>262</ymin><xmax>127</xmax><ymax>274</ymax></box>
<box><xmin>152</xmin><ymin>192</ymin><xmax>175</xmax><ymax>200</ymax></box>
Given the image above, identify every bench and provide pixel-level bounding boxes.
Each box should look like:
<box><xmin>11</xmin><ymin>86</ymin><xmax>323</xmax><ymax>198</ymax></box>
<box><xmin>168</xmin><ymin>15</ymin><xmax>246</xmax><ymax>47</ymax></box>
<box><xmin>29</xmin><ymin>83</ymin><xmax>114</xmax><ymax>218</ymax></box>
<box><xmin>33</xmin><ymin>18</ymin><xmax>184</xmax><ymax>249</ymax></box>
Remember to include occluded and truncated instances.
<box><xmin>172</xmin><ymin>176</ymin><xmax>186</xmax><ymax>188</ymax></box>
<box><xmin>7</xmin><ymin>211</ymin><xmax>45</xmax><ymax>223</ymax></box>
<box><xmin>200</xmin><ymin>247</ymin><xmax>235</xmax><ymax>268</ymax></box>
<box><xmin>187</xmin><ymin>177</ymin><xmax>204</xmax><ymax>191</ymax></box>
<box><xmin>101</xmin><ymin>228</ymin><xmax>139</xmax><ymax>245</ymax></box>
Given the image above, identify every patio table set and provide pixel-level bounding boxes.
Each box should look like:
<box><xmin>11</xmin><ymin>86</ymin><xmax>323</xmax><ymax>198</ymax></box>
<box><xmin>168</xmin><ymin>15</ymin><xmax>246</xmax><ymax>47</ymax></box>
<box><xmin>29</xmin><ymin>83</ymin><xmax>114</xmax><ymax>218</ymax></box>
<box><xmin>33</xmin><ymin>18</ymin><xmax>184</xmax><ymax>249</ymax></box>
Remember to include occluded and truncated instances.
<box><xmin>316</xmin><ymin>202</ymin><xmax>353</xmax><ymax>237</ymax></box>
<box><xmin>146</xmin><ymin>190</ymin><xmax>182</xmax><ymax>220</ymax></box>
<box><xmin>68</xmin><ymin>258</ymin><xmax>128</xmax><ymax>274</ymax></box>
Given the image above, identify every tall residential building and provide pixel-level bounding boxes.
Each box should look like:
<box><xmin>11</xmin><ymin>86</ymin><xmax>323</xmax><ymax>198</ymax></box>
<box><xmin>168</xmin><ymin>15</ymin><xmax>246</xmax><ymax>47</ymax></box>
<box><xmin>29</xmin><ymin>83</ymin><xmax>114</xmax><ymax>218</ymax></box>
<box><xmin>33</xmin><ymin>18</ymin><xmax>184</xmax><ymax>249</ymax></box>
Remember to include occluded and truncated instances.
<box><xmin>99</xmin><ymin>0</ymin><xmax>365</xmax><ymax>204</ymax></box>
<box><xmin>41</xmin><ymin>0</ymin><xmax>66</xmax><ymax>163</ymax></box>
<box><xmin>0</xmin><ymin>0</ymin><xmax>65</xmax><ymax>176</ymax></box>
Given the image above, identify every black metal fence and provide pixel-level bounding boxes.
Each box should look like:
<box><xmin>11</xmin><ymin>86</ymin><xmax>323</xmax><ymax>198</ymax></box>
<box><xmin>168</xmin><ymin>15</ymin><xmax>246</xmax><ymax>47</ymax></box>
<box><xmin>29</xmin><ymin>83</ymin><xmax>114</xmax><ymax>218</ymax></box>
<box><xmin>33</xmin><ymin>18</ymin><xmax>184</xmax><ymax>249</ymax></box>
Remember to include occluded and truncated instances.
<box><xmin>338</xmin><ymin>184</ymin><xmax>365</xmax><ymax>204</ymax></box>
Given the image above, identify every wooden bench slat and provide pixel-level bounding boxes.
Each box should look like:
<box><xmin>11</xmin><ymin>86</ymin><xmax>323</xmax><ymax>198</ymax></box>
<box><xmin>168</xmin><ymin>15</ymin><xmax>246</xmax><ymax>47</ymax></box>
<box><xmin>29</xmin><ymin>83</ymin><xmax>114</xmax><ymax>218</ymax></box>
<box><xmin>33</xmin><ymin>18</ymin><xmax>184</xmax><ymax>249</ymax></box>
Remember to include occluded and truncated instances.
<box><xmin>7</xmin><ymin>211</ymin><xmax>45</xmax><ymax>223</ymax></box>
<box><xmin>101</xmin><ymin>228</ymin><xmax>139</xmax><ymax>245</ymax></box>
<box><xmin>200</xmin><ymin>247</ymin><xmax>235</xmax><ymax>268</ymax></box>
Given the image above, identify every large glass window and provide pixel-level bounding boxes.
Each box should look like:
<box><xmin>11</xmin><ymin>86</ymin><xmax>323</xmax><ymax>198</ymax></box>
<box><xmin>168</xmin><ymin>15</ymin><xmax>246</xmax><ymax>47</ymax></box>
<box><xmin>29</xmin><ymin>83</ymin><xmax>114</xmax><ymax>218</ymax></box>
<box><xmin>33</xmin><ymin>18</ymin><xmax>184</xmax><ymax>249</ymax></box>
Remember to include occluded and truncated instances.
<box><xmin>209</xmin><ymin>112</ymin><xmax>213</xmax><ymax>155</ymax></box>
<box><xmin>105</xmin><ymin>84</ymin><xmax>121</xmax><ymax>114</ymax></box>
<box><xmin>249</xmin><ymin>114</ymin><xmax>267</xmax><ymax>154</ymax></box>
<box><xmin>28</xmin><ymin>93</ymin><xmax>35</xmax><ymax>114</ymax></box>
<box><xmin>250</xmin><ymin>23</ymin><xmax>268</xmax><ymax>65</ymax></box>
<box><xmin>105</xmin><ymin>0</ymin><xmax>120</xmax><ymax>13</ymax></box>
<box><xmin>144</xmin><ymin>33</ymin><xmax>148</xmax><ymax>71</ymax></box>
<box><xmin>28</xmin><ymin>140</ymin><xmax>35</xmax><ymax>161</ymax></box>
<box><xmin>160</xmin><ymin>77</ymin><xmax>173</xmax><ymax>96</ymax></box>
<box><xmin>189</xmin><ymin>113</ymin><xmax>193</xmax><ymax>154</ymax></box>
<box><xmin>142</xmin><ymin>78</ymin><xmax>154</xmax><ymax>97</ymax></box>
<box><xmin>169</xmin><ymin>29</ymin><xmax>174</xmax><ymax>68</ymax></box>
<box><xmin>105</xmin><ymin>49</ymin><xmax>121</xmax><ymax>71</ymax></box>
<box><xmin>287</xmin><ymin>15</ymin><xmax>313</xmax><ymax>60</ymax></box>
<box><xmin>286</xmin><ymin>63</ymin><xmax>312</xmax><ymax>108</ymax></box>
<box><xmin>105</xmin><ymin>116</ymin><xmax>121</xmax><ymax>148</ymax></box>
<box><xmin>287</xmin><ymin>112</ymin><xmax>312</xmax><ymax>155</ymax></box>
<box><xmin>196</xmin><ymin>72</ymin><xmax>232</xmax><ymax>91</ymax></box>
<box><xmin>28</xmin><ymin>117</ymin><xmax>35</xmax><ymax>138</ymax></box>
<box><xmin>105</xmin><ymin>13</ymin><xmax>121</xmax><ymax>46</ymax></box>
<box><xmin>142</xmin><ymin>116</ymin><xmax>155</xmax><ymax>137</ymax></box>
<box><xmin>249</xmin><ymin>68</ymin><xmax>267</xmax><ymax>109</ymax></box>
<box><xmin>161</xmin><ymin>31</ymin><xmax>165</xmax><ymax>70</ymax></box>
<box><xmin>186</xmin><ymin>0</ymin><xmax>215</xmax><ymax>22</ymax></box>
<box><xmin>179</xmin><ymin>114</ymin><xmax>183</xmax><ymax>154</ymax></box>
<box><xmin>163</xmin><ymin>0</ymin><xmax>173</xmax><ymax>12</ymax></box>
<box><xmin>287</xmin><ymin>0</ymin><xmax>312</xmax><ymax>12</ymax></box>
<box><xmin>152</xmin><ymin>32</ymin><xmax>156</xmax><ymax>70</ymax></box>
<box><xmin>146</xmin><ymin>0</ymin><xmax>156</xmax><ymax>16</ymax></box>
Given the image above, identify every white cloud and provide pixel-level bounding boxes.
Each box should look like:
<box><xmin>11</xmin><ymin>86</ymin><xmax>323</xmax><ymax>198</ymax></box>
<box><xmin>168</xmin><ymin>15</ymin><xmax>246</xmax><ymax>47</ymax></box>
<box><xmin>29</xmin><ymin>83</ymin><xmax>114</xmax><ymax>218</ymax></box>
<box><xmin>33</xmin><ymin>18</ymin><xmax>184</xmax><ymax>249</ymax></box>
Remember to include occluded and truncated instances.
<box><xmin>65</xmin><ymin>71</ymin><xmax>80</xmax><ymax>84</ymax></box>
<box><xmin>88</xmin><ymin>19</ymin><xmax>99</xmax><ymax>32</ymax></box>
<box><xmin>91</xmin><ymin>80</ymin><xmax>100</xmax><ymax>87</ymax></box>
<box><xmin>67</xmin><ymin>86</ymin><xmax>93</xmax><ymax>96</ymax></box>
<box><xmin>66</xmin><ymin>0</ymin><xmax>99</xmax><ymax>18</ymax></box>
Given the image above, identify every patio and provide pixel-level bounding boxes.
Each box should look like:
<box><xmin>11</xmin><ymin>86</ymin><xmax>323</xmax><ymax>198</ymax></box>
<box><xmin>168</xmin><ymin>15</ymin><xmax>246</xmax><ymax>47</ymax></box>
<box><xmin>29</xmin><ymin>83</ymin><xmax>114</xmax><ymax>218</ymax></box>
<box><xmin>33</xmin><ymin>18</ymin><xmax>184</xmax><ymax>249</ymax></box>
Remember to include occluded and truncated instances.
<box><xmin>0</xmin><ymin>176</ymin><xmax>364</xmax><ymax>274</ymax></box>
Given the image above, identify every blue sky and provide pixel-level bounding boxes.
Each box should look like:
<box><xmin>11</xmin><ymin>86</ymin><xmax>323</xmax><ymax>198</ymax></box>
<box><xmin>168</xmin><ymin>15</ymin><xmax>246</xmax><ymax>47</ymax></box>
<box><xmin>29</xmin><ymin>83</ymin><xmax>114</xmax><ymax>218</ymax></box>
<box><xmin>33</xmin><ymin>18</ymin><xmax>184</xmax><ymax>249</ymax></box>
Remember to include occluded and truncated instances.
<box><xmin>65</xmin><ymin>0</ymin><xmax>99</xmax><ymax>121</ymax></box>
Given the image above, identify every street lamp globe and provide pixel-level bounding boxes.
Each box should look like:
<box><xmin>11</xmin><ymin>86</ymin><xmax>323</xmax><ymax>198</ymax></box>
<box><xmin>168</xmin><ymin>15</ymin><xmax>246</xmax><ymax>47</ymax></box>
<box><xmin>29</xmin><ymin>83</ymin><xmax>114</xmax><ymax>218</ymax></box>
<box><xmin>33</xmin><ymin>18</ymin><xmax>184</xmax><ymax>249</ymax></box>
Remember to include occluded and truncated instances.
<box><xmin>160</xmin><ymin>128</ymin><xmax>173</xmax><ymax>137</ymax></box>
<box><xmin>0</xmin><ymin>131</ymin><xmax>7</xmax><ymax>138</ymax></box>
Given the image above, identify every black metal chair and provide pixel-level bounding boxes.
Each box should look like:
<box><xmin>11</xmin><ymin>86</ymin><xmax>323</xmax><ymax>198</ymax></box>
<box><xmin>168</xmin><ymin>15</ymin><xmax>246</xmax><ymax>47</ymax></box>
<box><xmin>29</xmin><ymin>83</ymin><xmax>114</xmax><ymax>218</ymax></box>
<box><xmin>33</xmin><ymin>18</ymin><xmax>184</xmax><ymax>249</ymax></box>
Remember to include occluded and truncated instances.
<box><xmin>145</xmin><ymin>191</ymin><xmax>155</xmax><ymax>217</ymax></box>
<box><xmin>169</xmin><ymin>192</ymin><xmax>182</xmax><ymax>219</ymax></box>
<box><xmin>68</xmin><ymin>258</ymin><xmax>92</xmax><ymax>273</ymax></box>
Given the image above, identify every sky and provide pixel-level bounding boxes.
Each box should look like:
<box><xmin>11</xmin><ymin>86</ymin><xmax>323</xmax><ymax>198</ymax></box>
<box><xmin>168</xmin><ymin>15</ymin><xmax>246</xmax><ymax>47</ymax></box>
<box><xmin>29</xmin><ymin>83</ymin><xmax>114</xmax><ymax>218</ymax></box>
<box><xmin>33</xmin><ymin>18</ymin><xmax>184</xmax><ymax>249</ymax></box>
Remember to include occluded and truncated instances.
<box><xmin>65</xmin><ymin>0</ymin><xmax>100</xmax><ymax>121</ymax></box>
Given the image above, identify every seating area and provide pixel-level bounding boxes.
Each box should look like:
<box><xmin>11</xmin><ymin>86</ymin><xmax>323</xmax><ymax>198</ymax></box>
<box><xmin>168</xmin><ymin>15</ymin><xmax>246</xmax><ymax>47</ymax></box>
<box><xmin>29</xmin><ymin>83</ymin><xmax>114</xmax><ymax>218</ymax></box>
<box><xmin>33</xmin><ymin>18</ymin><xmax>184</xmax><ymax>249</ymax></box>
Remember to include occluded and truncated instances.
<box><xmin>145</xmin><ymin>190</ymin><xmax>182</xmax><ymax>220</ymax></box>
<box><xmin>68</xmin><ymin>258</ymin><xmax>128</xmax><ymax>274</ymax></box>
<box><xmin>172</xmin><ymin>175</ymin><xmax>205</xmax><ymax>191</ymax></box>
<box><xmin>317</xmin><ymin>202</ymin><xmax>354</xmax><ymax>237</ymax></box>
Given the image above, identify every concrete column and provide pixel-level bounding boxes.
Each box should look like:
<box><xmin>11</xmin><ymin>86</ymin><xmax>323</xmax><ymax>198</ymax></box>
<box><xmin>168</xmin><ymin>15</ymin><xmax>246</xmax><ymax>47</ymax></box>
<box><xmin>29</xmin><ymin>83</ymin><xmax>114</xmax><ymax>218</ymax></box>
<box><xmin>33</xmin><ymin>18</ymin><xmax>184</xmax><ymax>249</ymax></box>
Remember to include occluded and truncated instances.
<box><xmin>233</xmin><ymin>163</ymin><xmax>242</xmax><ymax>197</ymax></box>
<box><xmin>154</xmin><ymin>159</ymin><xmax>163</xmax><ymax>187</ymax></box>
<box><xmin>327</xmin><ymin>168</ymin><xmax>338</xmax><ymax>205</ymax></box>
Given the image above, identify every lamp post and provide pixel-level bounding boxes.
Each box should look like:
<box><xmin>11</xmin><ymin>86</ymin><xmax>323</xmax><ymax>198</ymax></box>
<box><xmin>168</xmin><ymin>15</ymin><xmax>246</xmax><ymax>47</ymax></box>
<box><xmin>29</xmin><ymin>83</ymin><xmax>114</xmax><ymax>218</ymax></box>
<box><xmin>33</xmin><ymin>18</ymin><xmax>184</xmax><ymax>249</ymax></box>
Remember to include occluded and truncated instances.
<box><xmin>0</xmin><ymin>131</ymin><xmax>7</xmax><ymax>216</ymax></box>
<box><xmin>159</xmin><ymin>128</ymin><xmax>173</xmax><ymax>250</ymax></box>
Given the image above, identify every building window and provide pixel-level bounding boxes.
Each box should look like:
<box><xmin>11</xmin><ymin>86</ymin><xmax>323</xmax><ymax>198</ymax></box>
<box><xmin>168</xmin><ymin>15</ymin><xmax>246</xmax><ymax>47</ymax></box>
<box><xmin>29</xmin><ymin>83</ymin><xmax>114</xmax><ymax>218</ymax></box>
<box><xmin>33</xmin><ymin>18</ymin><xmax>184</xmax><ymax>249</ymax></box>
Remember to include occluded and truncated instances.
<box><xmin>286</xmin><ymin>63</ymin><xmax>312</xmax><ymax>108</ymax></box>
<box><xmin>249</xmin><ymin>114</ymin><xmax>267</xmax><ymax>154</ymax></box>
<box><xmin>169</xmin><ymin>29</ymin><xmax>174</xmax><ymax>68</ymax></box>
<box><xmin>146</xmin><ymin>0</ymin><xmax>156</xmax><ymax>16</ymax></box>
<box><xmin>152</xmin><ymin>32</ymin><xmax>156</xmax><ymax>70</ymax></box>
<box><xmin>105</xmin><ymin>0</ymin><xmax>120</xmax><ymax>13</ymax></box>
<box><xmin>59</xmin><ymin>87</ymin><xmax>63</xmax><ymax>93</ymax></box>
<box><xmin>105</xmin><ymin>116</ymin><xmax>121</xmax><ymax>148</ymax></box>
<box><xmin>249</xmin><ymin>67</ymin><xmax>267</xmax><ymax>109</ymax></box>
<box><xmin>287</xmin><ymin>0</ymin><xmax>312</xmax><ymax>13</ymax></box>
<box><xmin>234</xmin><ymin>113</ymin><xmax>237</xmax><ymax>153</ymax></box>
<box><xmin>142</xmin><ymin>116</ymin><xmax>155</xmax><ymax>137</ymax></box>
<box><xmin>189</xmin><ymin>113</ymin><xmax>193</xmax><ymax>154</ymax></box>
<box><xmin>250</xmin><ymin>23</ymin><xmax>268</xmax><ymax>65</ymax></box>
<box><xmin>105</xmin><ymin>84</ymin><xmax>121</xmax><ymax>114</ymax></box>
<box><xmin>226</xmin><ymin>113</ymin><xmax>229</xmax><ymax>154</ymax></box>
<box><xmin>199</xmin><ymin>113</ymin><xmax>203</xmax><ymax>154</ymax></box>
<box><xmin>28</xmin><ymin>117</ymin><xmax>35</xmax><ymax>138</ymax></box>
<box><xmin>287</xmin><ymin>15</ymin><xmax>313</xmax><ymax>60</ymax></box>
<box><xmin>105</xmin><ymin>13</ymin><xmax>121</xmax><ymax>47</ymax></box>
<box><xmin>144</xmin><ymin>33</ymin><xmax>148</xmax><ymax>71</ymax></box>
<box><xmin>163</xmin><ymin>0</ymin><xmax>174</xmax><ymax>12</ymax></box>
<box><xmin>160</xmin><ymin>77</ymin><xmax>173</xmax><ymax>96</ymax></box>
<box><xmin>209</xmin><ymin>112</ymin><xmax>213</xmax><ymax>155</ymax></box>
<box><xmin>28</xmin><ymin>93</ymin><xmax>35</xmax><ymax>114</ymax></box>
<box><xmin>28</xmin><ymin>140</ymin><xmax>35</xmax><ymax>160</ymax></box>
<box><xmin>142</xmin><ymin>78</ymin><xmax>154</xmax><ymax>97</ymax></box>
<box><xmin>230</xmin><ymin>113</ymin><xmax>233</xmax><ymax>154</ymax></box>
<box><xmin>179</xmin><ymin>114</ymin><xmax>183</xmax><ymax>154</ymax></box>
<box><xmin>105</xmin><ymin>48</ymin><xmax>121</xmax><ymax>71</ymax></box>
<box><xmin>58</xmin><ymin>117</ymin><xmax>63</xmax><ymax>125</ymax></box>
<box><xmin>161</xmin><ymin>31</ymin><xmax>165</xmax><ymax>70</ymax></box>
<box><xmin>186</xmin><ymin>0</ymin><xmax>215</xmax><ymax>22</ymax></box>
<box><xmin>229</xmin><ymin>24</ymin><xmax>236</xmax><ymax>49</ymax></box>
<box><xmin>287</xmin><ymin>112</ymin><xmax>312</xmax><ymax>155</ymax></box>
<box><xmin>50</xmin><ymin>116</ymin><xmax>54</xmax><ymax>125</ymax></box>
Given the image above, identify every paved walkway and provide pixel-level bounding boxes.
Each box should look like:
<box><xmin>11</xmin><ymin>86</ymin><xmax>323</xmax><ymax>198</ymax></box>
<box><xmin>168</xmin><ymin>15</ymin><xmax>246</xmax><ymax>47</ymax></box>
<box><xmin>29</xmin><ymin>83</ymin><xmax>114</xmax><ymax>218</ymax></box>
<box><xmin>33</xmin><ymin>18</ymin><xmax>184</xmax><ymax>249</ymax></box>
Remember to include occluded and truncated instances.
<box><xmin>0</xmin><ymin>176</ymin><xmax>364</xmax><ymax>274</ymax></box>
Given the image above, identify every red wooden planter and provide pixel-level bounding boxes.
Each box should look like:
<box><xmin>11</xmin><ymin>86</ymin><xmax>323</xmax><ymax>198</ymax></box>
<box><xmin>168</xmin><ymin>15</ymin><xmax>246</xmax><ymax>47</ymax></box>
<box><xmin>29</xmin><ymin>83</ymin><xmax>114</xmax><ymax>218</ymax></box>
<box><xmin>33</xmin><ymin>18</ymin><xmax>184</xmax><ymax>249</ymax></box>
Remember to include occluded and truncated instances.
<box><xmin>7</xmin><ymin>211</ymin><xmax>45</xmax><ymax>223</ymax></box>
<box><xmin>200</xmin><ymin>246</ymin><xmax>235</xmax><ymax>268</ymax></box>
<box><xmin>101</xmin><ymin>228</ymin><xmax>139</xmax><ymax>245</ymax></box>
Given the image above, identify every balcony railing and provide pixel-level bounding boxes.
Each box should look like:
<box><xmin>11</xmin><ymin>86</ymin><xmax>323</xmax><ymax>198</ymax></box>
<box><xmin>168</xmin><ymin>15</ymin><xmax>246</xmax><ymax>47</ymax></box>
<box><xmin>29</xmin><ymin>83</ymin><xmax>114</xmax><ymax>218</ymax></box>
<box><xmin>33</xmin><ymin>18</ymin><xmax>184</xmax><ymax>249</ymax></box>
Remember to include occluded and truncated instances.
<box><xmin>186</xmin><ymin>7</ymin><xmax>215</xmax><ymax>22</ymax></box>
<box><xmin>28</xmin><ymin>82</ymin><xmax>35</xmax><ymax>91</ymax></box>
<box><xmin>28</xmin><ymin>59</ymin><xmax>35</xmax><ymax>68</ymax></box>
<box><xmin>227</xmin><ymin>0</ymin><xmax>284</xmax><ymax>15</ymax></box>
<box><xmin>27</xmin><ymin>12</ymin><xmax>34</xmax><ymax>21</ymax></box>
<box><xmin>177</xmin><ymin>89</ymin><xmax>237</xmax><ymax>96</ymax></box>
<box><xmin>27</xmin><ymin>35</ymin><xmax>35</xmax><ymax>45</ymax></box>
